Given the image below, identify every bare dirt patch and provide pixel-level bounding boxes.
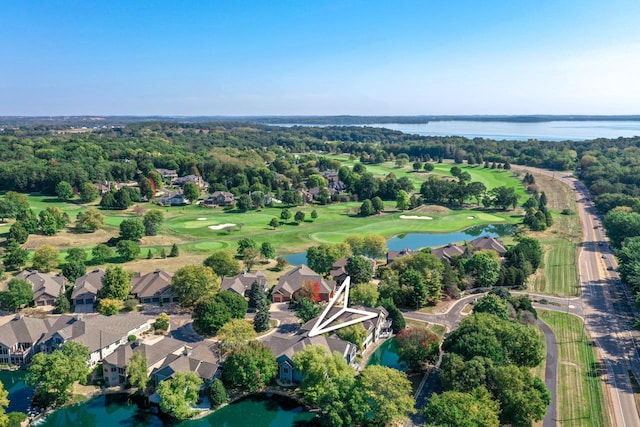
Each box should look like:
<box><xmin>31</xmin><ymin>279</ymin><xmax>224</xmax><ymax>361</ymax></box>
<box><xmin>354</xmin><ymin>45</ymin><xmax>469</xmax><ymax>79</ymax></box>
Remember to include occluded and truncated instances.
<box><xmin>25</xmin><ymin>228</ymin><xmax>117</xmax><ymax>249</ymax></box>
<box><xmin>140</xmin><ymin>235</ymin><xmax>187</xmax><ymax>246</ymax></box>
<box><xmin>410</xmin><ymin>205</ymin><xmax>451</xmax><ymax>215</ymax></box>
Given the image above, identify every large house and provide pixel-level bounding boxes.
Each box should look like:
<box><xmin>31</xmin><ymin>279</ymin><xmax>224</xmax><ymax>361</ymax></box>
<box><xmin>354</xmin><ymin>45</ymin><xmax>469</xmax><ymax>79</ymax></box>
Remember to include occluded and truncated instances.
<box><xmin>156</xmin><ymin>168</ymin><xmax>178</xmax><ymax>180</ymax></box>
<box><xmin>72</xmin><ymin>269</ymin><xmax>106</xmax><ymax>312</ymax></box>
<box><xmin>271</xmin><ymin>265</ymin><xmax>336</xmax><ymax>303</ymax></box>
<box><xmin>102</xmin><ymin>336</ymin><xmax>187</xmax><ymax>386</ymax></box>
<box><xmin>172</xmin><ymin>175</ymin><xmax>207</xmax><ymax>190</ymax></box>
<box><xmin>15</xmin><ymin>270</ymin><xmax>65</xmax><ymax>307</ymax></box>
<box><xmin>264</xmin><ymin>333</ymin><xmax>357</xmax><ymax>385</ymax></box>
<box><xmin>329</xmin><ymin>257</ymin><xmax>376</xmax><ymax>285</ymax></box>
<box><xmin>0</xmin><ymin>312</ymin><xmax>153</xmax><ymax>367</ymax></box>
<box><xmin>220</xmin><ymin>271</ymin><xmax>267</xmax><ymax>297</ymax></box>
<box><xmin>152</xmin><ymin>342</ymin><xmax>220</xmax><ymax>387</ymax></box>
<box><xmin>301</xmin><ymin>305</ymin><xmax>390</xmax><ymax>350</ymax></box>
<box><xmin>469</xmin><ymin>235</ymin><xmax>507</xmax><ymax>256</ymax></box>
<box><xmin>203</xmin><ymin>191</ymin><xmax>235</xmax><ymax>207</ymax></box>
<box><xmin>386</xmin><ymin>249</ymin><xmax>415</xmax><ymax>265</ymax></box>
<box><xmin>130</xmin><ymin>270</ymin><xmax>178</xmax><ymax>305</ymax></box>
<box><xmin>157</xmin><ymin>191</ymin><xmax>189</xmax><ymax>206</ymax></box>
<box><xmin>431</xmin><ymin>243</ymin><xmax>468</xmax><ymax>262</ymax></box>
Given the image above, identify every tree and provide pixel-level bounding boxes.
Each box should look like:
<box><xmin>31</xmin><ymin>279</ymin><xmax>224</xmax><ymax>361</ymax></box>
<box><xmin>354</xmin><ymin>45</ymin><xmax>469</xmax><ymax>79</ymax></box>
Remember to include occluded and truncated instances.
<box><xmin>139</xmin><ymin>178</ymin><xmax>154</xmax><ymax>200</ymax></box>
<box><xmin>254</xmin><ymin>309</ymin><xmax>271</xmax><ymax>333</ymax></box>
<box><xmin>65</xmin><ymin>247</ymin><xmax>87</xmax><ymax>264</ymax></box>
<box><xmin>102</xmin><ymin>266</ymin><xmax>131</xmax><ymax>300</ymax></box>
<box><xmin>127</xmin><ymin>350</ymin><xmax>148</xmax><ymax>391</ymax></box>
<box><xmin>236</xmin><ymin>194</ymin><xmax>252</xmax><ymax>212</ymax></box>
<box><xmin>260</xmin><ymin>242</ymin><xmax>275</xmax><ymax>260</ymax></box>
<box><xmin>489</xmin><ymin>364</ymin><xmax>550</xmax><ymax>425</ymax></box>
<box><xmin>169</xmin><ymin>243</ymin><xmax>179</xmax><ymax>257</ymax></box>
<box><xmin>396</xmin><ymin>190</ymin><xmax>410</xmax><ymax>210</ymax></box>
<box><xmin>216</xmin><ymin>290</ymin><xmax>249</xmax><ymax>318</ymax></box>
<box><xmin>242</xmin><ymin>247</ymin><xmax>260</xmax><ymax>271</ymax></box>
<box><xmin>465</xmin><ymin>252</ymin><xmax>500</xmax><ymax>287</ymax></box>
<box><xmin>209</xmin><ymin>378</ymin><xmax>227</xmax><ymax>408</ymax></box>
<box><xmin>280</xmin><ymin>208</ymin><xmax>291</xmax><ymax>223</ymax></box>
<box><xmin>311</xmin><ymin>210</ymin><xmax>318</xmax><ymax>221</ymax></box>
<box><xmin>203</xmin><ymin>250</ymin><xmax>241</xmax><ymax>279</ymax></box>
<box><xmin>78</xmin><ymin>182</ymin><xmax>100</xmax><ymax>203</ymax></box>
<box><xmin>53</xmin><ymin>293</ymin><xmax>71</xmax><ymax>314</ymax></box>
<box><xmin>193</xmin><ymin>298</ymin><xmax>230</xmax><ymax>335</ymax></box>
<box><xmin>603</xmin><ymin>210</ymin><xmax>640</xmax><ymax>249</ymax></box>
<box><xmin>97</xmin><ymin>298</ymin><xmax>125</xmax><ymax>315</ymax></box>
<box><xmin>154</xmin><ymin>312</ymin><xmax>170</xmax><ymax>331</ymax></box>
<box><xmin>0</xmin><ymin>278</ymin><xmax>34</xmax><ymax>311</ymax></box>
<box><xmin>218</xmin><ymin>319</ymin><xmax>257</xmax><ymax>352</ymax></box>
<box><xmin>182</xmin><ymin>182</ymin><xmax>201</xmax><ymax>204</ymax></box>
<box><xmin>27</xmin><ymin>342</ymin><xmax>90</xmax><ymax>408</ymax></box>
<box><xmin>269</xmin><ymin>217</ymin><xmax>280</xmax><ymax>229</ymax></box>
<box><xmin>38</xmin><ymin>206</ymin><xmax>68</xmax><ymax>235</ymax></box>
<box><xmin>357</xmin><ymin>365</ymin><xmax>415</xmax><ymax>426</ymax></box>
<box><xmin>345</xmin><ymin>256</ymin><xmax>373</xmax><ymax>285</ymax></box>
<box><xmin>335</xmin><ymin>324</ymin><xmax>367</xmax><ymax>349</ymax></box>
<box><xmin>360</xmin><ymin>199</ymin><xmax>374</xmax><ymax>216</ymax></box>
<box><xmin>381</xmin><ymin>298</ymin><xmax>406</xmax><ymax>333</ymax></box>
<box><xmin>3</xmin><ymin>241</ymin><xmax>28</xmax><ymax>271</ymax></box>
<box><xmin>172</xmin><ymin>265</ymin><xmax>218</xmax><ymax>308</ymax></box>
<box><xmin>8</xmin><ymin>221</ymin><xmax>28</xmax><ymax>244</ymax></box>
<box><xmin>32</xmin><ymin>245</ymin><xmax>60</xmax><ymax>272</ymax></box>
<box><xmin>55</xmin><ymin>181</ymin><xmax>74</xmax><ymax>201</ymax></box>
<box><xmin>236</xmin><ymin>238</ymin><xmax>257</xmax><ymax>256</ymax></box>
<box><xmin>294</xmin><ymin>210</ymin><xmax>305</xmax><ymax>223</ymax></box>
<box><xmin>119</xmin><ymin>218</ymin><xmax>145</xmax><ymax>241</ymax></box>
<box><xmin>307</xmin><ymin>243</ymin><xmax>349</xmax><ymax>275</ymax></box>
<box><xmin>0</xmin><ymin>381</ymin><xmax>8</xmax><ymax>427</ymax></box>
<box><xmin>423</xmin><ymin>388</ymin><xmax>500</xmax><ymax>427</ymax></box>
<box><xmin>294</xmin><ymin>297</ymin><xmax>321</xmax><ymax>322</ymax></box>
<box><xmin>91</xmin><ymin>243</ymin><xmax>114</xmax><ymax>264</ymax></box>
<box><xmin>293</xmin><ymin>345</ymin><xmax>355</xmax><ymax>404</ymax></box>
<box><xmin>371</xmin><ymin>196</ymin><xmax>384</xmax><ymax>213</ymax></box>
<box><xmin>222</xmin><ymin>341</ymin><xmax>277</xmax><ymax>391</ymax></box>
<box><xmin>489</xmin><ymin>186</ymin><xmax>519</xmax><ymax>210</ymax></box>
<box><xmin>249</xmin><ymin>281</ymin><xmax>268</xmax><ymax>309</ymax></box>
<box><xmin>423</xmin><ymin>162</ymin><xmax>435</xmax><ymax>172</ymax></box>
<box><xmin>117</xmin><ymin>240</ymin><xmax>140</xmax><ymax>261</ymax></box>
<box><xmin>349</xmin><ymin>282</ymin><xmax>379</xmax><ymax>307</ymax></box>
<box><xmin>395</xmin><ymin>328</ymin><xmax>440</xmax><ymax>371</ymax></box>
<box><xmin>157</xmin><ymin>372</ymin><xmax>203</xmax><ymax>420</ymax></box>
<box><xmin>473</xmin><ymin>294</ymin><xmax>510</xmax><ymax>319</ymax></box>
<box><xmin>143</xmin><ymin>209</ymin><xmax>164</xmax><ymax>236</ymax></box>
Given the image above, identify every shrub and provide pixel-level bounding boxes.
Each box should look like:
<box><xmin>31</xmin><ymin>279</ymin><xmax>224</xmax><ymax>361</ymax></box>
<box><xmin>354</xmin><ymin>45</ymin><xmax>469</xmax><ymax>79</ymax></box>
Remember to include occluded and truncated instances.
<box><xmin>128</xmin><ymin>335</ymin><xmax>137</xmax><ymax>342</ymax></box>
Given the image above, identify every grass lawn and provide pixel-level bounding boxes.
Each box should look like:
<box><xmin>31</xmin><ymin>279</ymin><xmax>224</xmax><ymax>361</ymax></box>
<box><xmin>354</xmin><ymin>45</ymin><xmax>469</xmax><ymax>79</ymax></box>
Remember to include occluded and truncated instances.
<box><xmin>539</xmin><ymin>310</ymin><xmax>608</xmax><ymax>427</ymax></box>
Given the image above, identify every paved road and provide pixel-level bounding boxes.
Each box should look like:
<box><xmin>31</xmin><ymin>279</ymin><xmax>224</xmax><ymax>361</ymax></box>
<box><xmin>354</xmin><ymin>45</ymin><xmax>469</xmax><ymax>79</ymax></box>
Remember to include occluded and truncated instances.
<box><xmin>516</xmin><ymin>166</ymin><xmax>640</xmax><ymax>426</ymax></box>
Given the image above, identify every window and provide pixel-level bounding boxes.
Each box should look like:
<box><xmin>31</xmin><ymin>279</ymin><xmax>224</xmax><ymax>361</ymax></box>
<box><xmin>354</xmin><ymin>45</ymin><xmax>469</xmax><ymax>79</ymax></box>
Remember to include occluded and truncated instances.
<box><xmin>283</xmin><ymin>367</ymin><xmax>289</xmax><ymax>374</ymax></box>
<box><xmin>111</xmin><ymin>367</ymin><xmax>117</xmax><ymax>372</ymax></box>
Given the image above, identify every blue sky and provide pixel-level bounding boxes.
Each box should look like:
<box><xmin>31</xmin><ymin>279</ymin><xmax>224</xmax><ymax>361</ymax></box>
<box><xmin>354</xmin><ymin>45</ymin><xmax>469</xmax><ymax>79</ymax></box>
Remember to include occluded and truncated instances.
<box><xmin>1</xmin><ymin>0</ymin><xmax>639</xmax><ymax>115</ymax></box>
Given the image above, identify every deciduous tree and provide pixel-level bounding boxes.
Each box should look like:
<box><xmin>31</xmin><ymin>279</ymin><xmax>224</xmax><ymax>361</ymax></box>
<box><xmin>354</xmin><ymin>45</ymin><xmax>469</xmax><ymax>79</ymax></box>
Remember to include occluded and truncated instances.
<box><xmin>203</xmin><ymin>250</ymin><xmax>240</xmax><ymax>279</ymax></box>
<box><xmin>32</xmin><ymin>245</ymin><xmax>60</xmax><ymax>272</ymax></box>
<box><xmin>222</xmin><ymin>341</ymin><xmax>277</xmax><ymax>391</ymax></box>
<box><xmin>0</xmin><ymin>278</ymin><xmax>34</xmax><ymax>311</ymax></box>
<box><xmin>157</xmin><ymin>372</ymin><xmax>202</xmax><ymax>420</ymax></box>
<box><xmin>101</xmin><ymin>266</ymin><xmax>131</xmax><ymax>300</ymax></box>
<box><xmin>171</xmin><ymin>265</ymin><xmax>218</xmax><ymax>308</ymax></box>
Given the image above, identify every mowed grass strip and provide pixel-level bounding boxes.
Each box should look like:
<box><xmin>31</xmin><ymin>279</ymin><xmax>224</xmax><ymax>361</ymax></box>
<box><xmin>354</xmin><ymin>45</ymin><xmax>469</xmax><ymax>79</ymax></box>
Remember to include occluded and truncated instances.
<box><xmin>532</xmin><ymin>238</ymin><xmax>579</xmax><ymax>297</ymax></box>
<box><xmin>539</xmin><ymin>310</ymin><xmax>608</xmax><ymax>427</ymax></box>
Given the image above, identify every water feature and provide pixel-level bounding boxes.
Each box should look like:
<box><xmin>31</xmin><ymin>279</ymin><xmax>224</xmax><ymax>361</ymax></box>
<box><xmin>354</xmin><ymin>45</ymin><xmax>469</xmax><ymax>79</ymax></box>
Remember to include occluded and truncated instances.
<box><xmin>366</xmin><ymin>338</ymin><xmax>406</xmax><ymax>371</ymax></box>
<box><xmin>37</xmin><ymin>393</ymin><xmax>315</xmax><ymax>427</ymax></box>
<box><xmin>0</xmin><ymin>369</ymin><xmax>34</xmax><ymax>413</ymax></box>
<box><xmin>282</xmin><ymin>223</ymin><xmax>513</xmax><ymax>266</ymax></box>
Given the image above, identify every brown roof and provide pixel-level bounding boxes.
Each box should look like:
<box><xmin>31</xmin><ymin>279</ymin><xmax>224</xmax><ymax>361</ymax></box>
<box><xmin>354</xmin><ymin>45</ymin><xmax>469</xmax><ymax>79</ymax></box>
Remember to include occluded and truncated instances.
<box><xmin>431</xmin><ymin>243</ymin><xmax>466</xmax><ymax>262</ymax></box>
<box><xmin>272</xmin><ymin>265</ymin><xmax>335</xmax><ymax>298</ymax></box>
<box><xmin>220</xmin><ymin>271</ymin><xmax>267</xmax><ymax>295</ymax></box>
<box><xmin>263</xmin><ymin>332</ymin><xmax>355</xmax><ymax>361</ymax></box>
<box><xmin>104</xmin><ymin>336</ymin><xmax>187</xmax><ymax>369</ymax></box>
<box><xmin>131</xmin><ymin>270</ymin><xmax>174</xmax><ymax>299</ymax></box>
<box><xmin>386</xmin><ymin>249</ymin><xmax>415</xmax><ymax>263</ymax></box>
<box><xmin>16</xmin><ymin>270</ymin><xmax>65</xmax><ymax>302</ymax></box>
<box><xmin>469</xmin><ymin>235</ymin><xmax>507</xmax><ymax>255</ymax></box>
<box><xmin>0</xmin><ymin>315</ymin><xmax>72</xmax><ymax>348</ymax></box>
<box><xmin>300</xmin><ymin>305</ymin><xmax>388</xmax><ymax>335</ymax></box>
<box><xmin>71</xmin><ymin>269</ymin><xmax>105</xmax><ymax>300</ymax></box>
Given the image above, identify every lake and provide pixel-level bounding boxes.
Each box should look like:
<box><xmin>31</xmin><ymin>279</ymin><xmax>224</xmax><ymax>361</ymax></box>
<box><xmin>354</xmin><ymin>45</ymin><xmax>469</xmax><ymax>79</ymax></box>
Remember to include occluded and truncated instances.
<box><xmin>276</xmin><ymin>120</ymin><xmax>640</xmax><ymax>141</ymax></box>
<box><xmin>366</xmin><ymin>338</ymin><xmax>406</xmax><ymax>371</ymax></box>
<box><xmin>0</xmin><ymin>369</ymin><xmax>33</xmax><ymax>413</ymax></box>
<box><xmin>37</xmin><ymin>393</ymin><xmax>315</xmax><ymax>427</ymax></box>
<box><xmin>282</xmin><ymin>223</ymin><xmax>512</xmax><ymax>266</ymax></box>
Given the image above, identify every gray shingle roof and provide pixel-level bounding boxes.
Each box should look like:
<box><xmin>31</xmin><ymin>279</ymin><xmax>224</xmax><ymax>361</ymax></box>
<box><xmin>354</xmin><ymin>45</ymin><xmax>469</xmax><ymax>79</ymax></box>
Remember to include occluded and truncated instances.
<box><xmin>131</xmin><ymin>270</ymin><xmax>174</xmax><ymax>299</ymax></box>
<box><xmin>16</xmin><ymin>270</ymin><xmax>65</xmax><ymax>302</ymax></box>
<box><xmin>272</xmin><ymin>265</ymin><xmax>335</xmax><ymax>298</ymax></box>
<box><xmin>72</xmin><ymin>269</ymin><xmax>105</xmax><ymax>300</ymax></box>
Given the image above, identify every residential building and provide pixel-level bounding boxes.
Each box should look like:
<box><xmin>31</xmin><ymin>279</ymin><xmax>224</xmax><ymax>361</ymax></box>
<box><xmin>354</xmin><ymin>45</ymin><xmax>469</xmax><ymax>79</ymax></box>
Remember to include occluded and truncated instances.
<box><xmin>102</xmin><ymin>337</ymin><xmax>186</xmax><ymax>386</ymax></box>
<box><xmin>15</xmin><ymin>270</ymin><xmax>65</xmax><ymax>307</ymax></box>
<box><xmin>271</xmin><ymin>265</ymin><xmax>336</xmax><ymax>303</ymax></box>
<box><xmin>220</xmin><ymin>271</ymin><xmax>267</xmax><ymax>297</ymax></box>
<box><xmin>156</xmin><ymin>168</ymin><xmax>178</xmax><ymax>180</ymax></box>
<box><xmin>157</xmin><ymin>191</ymin><xmax>189</xmax><ymax>206</ymax></box>
<box><xmin>172</xmin><ymin>175</ymin><xmax>207</xmax><ymax>190</ymax></box>
<box><xmin>386</xmin><ymin>248</ymin><xmax>415</xmax><ymax>265</ymax></box>
<box><xmin>469</xmin><ymin>235</ymin><xmax>507</xmax><ymax>256</ymax></box>
<box><xmin>130</xmin><ymin>270</ymin><xmax>178</xmax><ymax>305</ymax></box>
<box><xmin>431</xmin><ymin>243</ymin><xmax>467</xmax><ymax>263</ymax></box>
<box><xmin>330</xmin><ymin>257</ymin><xmax>376</xmax><ymax>285</ymax></box>
<box><xmin>152</xmin><ymin>342</ymin><xmax>220</xmax><ymax>387</ymax></box>
<box><xmin>71</xmin><ymin>269</ymin><xmax>106</xmax><ymax>313</ymax></box>
<box><xmin>0</xmin><ymin>315</ymin><xmax>71</xmax><ymax>366</ymax></box>
<box><xmin>263</xmin><ymin>333</ymin><xmax>357</xmax><ymax>385</ymax></box>
<box><xmin>203</xmin><ymin>191</ymin><xmax>235</xmax><ymax>207</ymax></box>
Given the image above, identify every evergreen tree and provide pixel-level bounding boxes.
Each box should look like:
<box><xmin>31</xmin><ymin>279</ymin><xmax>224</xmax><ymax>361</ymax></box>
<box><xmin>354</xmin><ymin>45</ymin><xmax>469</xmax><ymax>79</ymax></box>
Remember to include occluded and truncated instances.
<box><xmin>169</xmin><ymin>244</ymin><xmax>179</xmax><ymax>257</ymax></box>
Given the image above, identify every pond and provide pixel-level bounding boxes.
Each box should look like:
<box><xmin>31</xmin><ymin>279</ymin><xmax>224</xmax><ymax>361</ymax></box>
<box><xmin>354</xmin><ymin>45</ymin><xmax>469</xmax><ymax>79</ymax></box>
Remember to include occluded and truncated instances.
<box><xmin>37</xmin><ymin>393</ymin><xmax>316</xmax><ymax>427</ymax></box>
<box><xmin>0</xmin><ymin>369</ymin><xmax>33</xmax><ymax>413</ymax></box>
<box><xmin>366</xmin><ymin>338</ymin><xmax>407</xmax><ymax>371</ymax></box>
<box><xmin>282</xmin><ymin>223</ymin><xmax>513</xmax><ymax>266</ymax></box>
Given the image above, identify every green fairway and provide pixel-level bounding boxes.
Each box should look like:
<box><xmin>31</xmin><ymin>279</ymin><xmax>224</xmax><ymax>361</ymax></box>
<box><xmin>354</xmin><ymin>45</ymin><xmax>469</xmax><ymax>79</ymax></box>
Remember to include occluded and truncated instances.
<box><xmin>539</xmin><ymin>310</ymin><xmax>608</xmax><ymax>427</ymax></box>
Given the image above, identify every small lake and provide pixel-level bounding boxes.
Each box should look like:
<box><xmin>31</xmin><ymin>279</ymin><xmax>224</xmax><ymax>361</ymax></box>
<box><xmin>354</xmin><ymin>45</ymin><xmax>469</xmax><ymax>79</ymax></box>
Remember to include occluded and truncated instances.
<box><xmin>38</xmin><ymin>393</ymin><xmax>315</xmax><ymax>427</ymax></box>
<box><xmin>366</xmin><ymin>338</ymin><xmax>406</xmax><ymax>371</ymax></box>
<box><xmin>0</xmin><ymin>369</ymin><xmax>33</xmax><ymax>413</ymax></box>
<box><xmin>282</xmin><ymin>223</ymin><xmax>512</xmax><ymax>266</ymax></box>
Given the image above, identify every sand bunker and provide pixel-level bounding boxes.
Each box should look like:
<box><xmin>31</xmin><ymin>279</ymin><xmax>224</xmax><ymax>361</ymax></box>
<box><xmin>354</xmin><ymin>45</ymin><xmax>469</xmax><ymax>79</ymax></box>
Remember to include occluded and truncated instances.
<box><xmin>197</xmin><ymin>218</ymin><xmax>207</xmax><ymax>220</ymax></box>
<box><xmin>467</xmin><ymin>216</ymin><xmax>475</xmax><ymax>219</ymax></box>
<box><xmin>399</xmin><ymin>215</ymin><xmax>433</xmax><ymax>220</ymax></box>
<box><xmin>208</xmin><ymin>223</ymin><xmax>236</xmax><ymax>230</ymax></box>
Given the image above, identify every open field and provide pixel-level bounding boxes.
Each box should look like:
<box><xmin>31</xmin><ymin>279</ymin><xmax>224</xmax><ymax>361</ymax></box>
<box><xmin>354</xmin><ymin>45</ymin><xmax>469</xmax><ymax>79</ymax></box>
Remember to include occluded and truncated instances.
<box><xmin>527</xmin><ymin>171</ymin><xmax>582</xmax><ymax>297</ymax></box>
<box><xmin>539</xmin><ymin>310</ymin><xmax>608</xmax><ymax>427</ymax></box>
